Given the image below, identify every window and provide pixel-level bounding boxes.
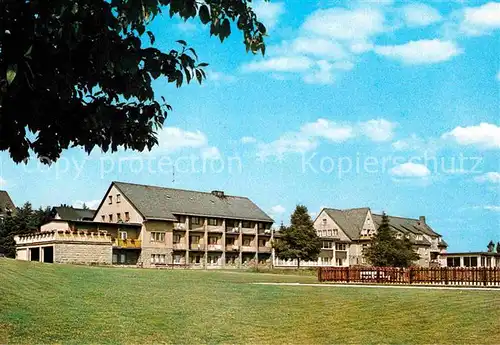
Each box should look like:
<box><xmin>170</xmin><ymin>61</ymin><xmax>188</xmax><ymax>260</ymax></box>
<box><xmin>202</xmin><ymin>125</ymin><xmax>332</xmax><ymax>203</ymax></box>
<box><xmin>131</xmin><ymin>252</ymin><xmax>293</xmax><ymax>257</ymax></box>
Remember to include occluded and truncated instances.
<box><xmin>150</xmin><ymin>232</ymin><xmax>165</xmax><ymax>243</ymax></box>
<box><xmin>108</xmin><ymin>195</ymin><xmax>112</xmax><ymax>204</ymax></box>
<box><xmin>322</xmin><ymin>230</ymin><xmax>327</xmax><ymax>237</ymax></box>
<box><xmin>191</xmin><ymin>235</ymin><xmax>200</xmax><ymax>244</ymax></box>
<box><xmin>208</xmin><ymin>255</ymin><xmax>220</xmax><ymax>265</ymax></box>
<box><xmin>336</xmin><ymin>258</ymin><xmax>344</xmax><ymax>266</ymax></box>
<box><xmin>117</xmin><ymin>213</ymin><xmax>122</xmax><ymax>221</ymax></box>
<box><xmin>101</xmin><ymin>215</ymin><xmax>105</xmax><ymax>221</ymax></box>
<box><xmin>243</xmin><ymin>238</ymin><xmax>251</xmax><ymax>246</ymax></box>
<box><xmin>447</xmin><ymin>257</ymin><xmax>461</xmax><ymax>267</ymax></box>
<box><xmin>208</xmin><ymin>236</ymin><xmax>218</xmax><ymax>245</ymax></box>
<box><xmin>332</xmin><ymin>229</ymin><xmax>338</xmax><ymax>236</ymax></box>
<box><xmin>242</xmin><ymin>221</ymin><xmax>251</xmax><ymax>228</ymax></box>
<box><xmin>191</xmin><ymin>216</ymin><xmax>200</xmax><ymax>225</ymax></box>
<box><xmin>416</xmin><ymin>235</ymin><xmax>423</xmax><ymax>241</ymax></box>
<box><xmin>120</xmin><ymin>254</ymin><xmax>126</xmax><ymax>263</ymax></box>
<box><xmin>322</xmin><ymin>218</ymin><xmax>327</xmax><ymax>225</ymax></box>
<box><xmin>259</xmin><ymin>239</ymin><xmax>267</xmax><ymax>247</ymax></box>
<box><xmin>120</xmin><ymin>231</ymin><xmax>127</xmax><ymax>240</ymax></box>
<box><xmin>471</xmin><ymin>257</ymin><xmax>478</xmax><ymax>267</ymax></box>
<box><xmin>173</xmin><ymin>234</ymin><xmax>181</xmax><ymax>244</ymax></box>
<box><xmin>208</xmin><ymin>218</ymin><xmax>217</xmax><ymax>226</ymax></box>
<box><xmin>109</xmin><ymin>214</ymin><xmax>113</xmax><ymax>222</ymax></box>
<box><xmin>125</xmin><ymin>212</ymin><xmax>130</xmax><ymax>222</ymax></box>
<box><xmin>177</xmin><ymin>215</ymin><xmax>186</xmax><ymax>223</ymax></box>
<box><xmin>258</xmin><ymin>223</ymin><xmax>265</xmax><ymax>229</ymax></box>
<box><xmin>226</xmin><ymin>237</ymin><xmax>235</xmax><ymax>246</ymax></box>
<box><xmin>336</xmin><ymin>243</ymin><xmax>347</xmax><ymax>251</ymax></box>
<box><xmin>322</xmin><ymin>241</ymin><xmax>333</xmax><ymax>249</ymax></box>
<box><xmin>116</xmin><ymin>194</ymin><xmax>121</xmax><ymax>203</ymax></box>
<box><xmin>327</xmin><ymin>229</ymin><xmax>332</xmax><ymax>236</ymax></box>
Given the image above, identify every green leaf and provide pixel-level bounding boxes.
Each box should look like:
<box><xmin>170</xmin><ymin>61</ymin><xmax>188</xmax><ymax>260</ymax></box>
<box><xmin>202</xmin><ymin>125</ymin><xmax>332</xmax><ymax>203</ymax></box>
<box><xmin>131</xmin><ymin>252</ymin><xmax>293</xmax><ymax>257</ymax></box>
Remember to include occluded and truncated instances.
<box><xmin>147</xmin><ymin>31</ymin><xmax>155</xmax><ymax>44</ymax></box>
<box><xmin>257</xmin><ymin>22</ymin><xmax>266</xmax><ymax>35</ymax></box>
<box><xmin>24</xmin><ymin>45</ymin><xmax>33</xmax><ymax>58</ymax></box>
<box><xmin>197</xmin><ymin>62</ymin><xmax>208</xmax><ymax>67</ymax></box>
<box><xmin>187</xmin><ymin>48</ymin><xmax>198</xmax><ymax>60</ymax></box>
<box><xmin>176</xmin><ymin>40</ymin><xmax>187</xmax><ymax>46</ymax></box>
<box><xmin>199</xmin><ymin>5</ymin><xmax>210</xmax><ymax>24</ymax></box>
<box><xmin>6</xmin><ymin>64</ymin><xmax>17</xmax><ymax>85</ymax></box>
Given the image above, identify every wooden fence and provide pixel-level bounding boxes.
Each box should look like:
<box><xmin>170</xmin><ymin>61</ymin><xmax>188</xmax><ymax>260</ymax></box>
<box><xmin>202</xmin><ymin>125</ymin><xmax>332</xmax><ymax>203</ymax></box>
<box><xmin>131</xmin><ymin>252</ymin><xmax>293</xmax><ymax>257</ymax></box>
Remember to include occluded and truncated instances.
<box><xmin>317</xmin><ymin>266</ymin><xmax>500</xmax><ymax>286</ymax></box>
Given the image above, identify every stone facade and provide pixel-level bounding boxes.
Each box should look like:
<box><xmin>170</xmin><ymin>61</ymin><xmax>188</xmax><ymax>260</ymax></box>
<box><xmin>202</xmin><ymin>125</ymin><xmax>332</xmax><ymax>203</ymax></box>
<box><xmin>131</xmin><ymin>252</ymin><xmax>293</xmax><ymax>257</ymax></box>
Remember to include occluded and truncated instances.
<box><xmin>54</xmin><ymin>243</ymin><xmax>112</xmax><ymax>264</ymax></box>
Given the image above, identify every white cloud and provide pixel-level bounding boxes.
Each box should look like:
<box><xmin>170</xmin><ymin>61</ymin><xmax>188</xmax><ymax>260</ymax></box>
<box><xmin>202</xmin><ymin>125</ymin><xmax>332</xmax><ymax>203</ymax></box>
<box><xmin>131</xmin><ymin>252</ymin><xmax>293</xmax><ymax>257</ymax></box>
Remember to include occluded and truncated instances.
<box><xmin>460</xmin><ymin>2</ymin><xmax>500</xmax><ymax>36</ymax></box>
<box><xmin>206</xmin><ymin>69</ymin><xmax>236</xmax><ymax>83</ymax></box>
<box><xmin>301</xmin><ymin>118</ymin><xmax>354</xmax><ymax>142</ymax></box>
<box><xmin>302</xmin><ymin>7</ymin><xmax>385</xmax><ymax>41</ymax></box>
<box><xmin>290</xmin><ymin>37</ymin><xmax>348</xmax><ymax>60</ymax></box>
<box><xmin>0</xmin><ymin>177</ymin><xmax>6</xmax><ymax>187</ymax></box>
<box><xmin>303</xmin><ymin>60</ymin><xmax>335</xmax><ymax>85</ymax></box>
<box><xmin>252</xmin><ymin>1</ymin><xmax>285</xmax><ymax>30</ymax></box>
<box><xmin>390</xmin><ymin>162</ymin><xmax>431</xmax><ymax>177</ymax></box>
<box><xmin>441</xmin><ymin>123</ymin><xmax>500</xmax><ymax>149</ymax></box>
<box><xmin>175</xmin><ymin>21</ymin><xmax>197</xmax><ymax>32</ymax></box>
<box><xmin>257</xmin><ymin>118</ymin><xmax>395</xmax><ymax>159</ymax></box>
<box><xmin>240</xmin><ymin>136</ymin><xmax>257</xmax><ymax>144</ymax></box>
<box><xmin>401</xmin><ymin>4</ymin><xmax>442</xmax><ymax>27</ymax></box>
<box><xmin>155</xmin><ymin>127</ymin><xmax>207</xmax><ymax>153</ymax></box>
<box><xmin>152</xmin><ymin>127</ymin><xmax>222</xmax><ymax>159</ymax></box>
<box><xmin>484</xmin><ymin>205</ymin><xmax>500</xmax><ymax>212</ymax></box>
<box><xmin>375</xmin><ymin>39</ymin><xmax>462</xmax><ymax>65</ymax></box>
<box><xmin>270</xmin><ymin>205</ymin><xmax>286</xmax><ymax>215</ymax></box>
<box><xmin>360</xmin><ymin>119</ymin><xmax>396</xmax><ymax>142</ymax></box>
<box><xmin>73</xmin><ymin>200</ymin><xmax>101</xmax><ymax>210</ymax></box>
<box><xmin>200</xmin><ymin>146</ymin><xmax>221</xmax><ymax>160</ymax></box>
<box><xmin>474</xmin><ymin>172</ymin><xmax>500</xmax><ymax>184</ymax></box>
<box><xmin>242</xmin><ymin>56</ymin><xmax>313</xmax><ymax>73</ymax></box>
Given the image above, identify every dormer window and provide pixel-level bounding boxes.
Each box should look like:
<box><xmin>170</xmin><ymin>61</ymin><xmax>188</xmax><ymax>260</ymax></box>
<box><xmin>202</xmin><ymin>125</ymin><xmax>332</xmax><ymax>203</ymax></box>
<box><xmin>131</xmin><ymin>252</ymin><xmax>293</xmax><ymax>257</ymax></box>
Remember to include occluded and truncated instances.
<box><xmin>116</xmin><ymin>194</ymin><xmax>121</xmax><ymax>203</ymax></box>
<box><xmin>108</xmin><ymin>196</ymin><xmax>113</xmax><ymax>204</ymax></box>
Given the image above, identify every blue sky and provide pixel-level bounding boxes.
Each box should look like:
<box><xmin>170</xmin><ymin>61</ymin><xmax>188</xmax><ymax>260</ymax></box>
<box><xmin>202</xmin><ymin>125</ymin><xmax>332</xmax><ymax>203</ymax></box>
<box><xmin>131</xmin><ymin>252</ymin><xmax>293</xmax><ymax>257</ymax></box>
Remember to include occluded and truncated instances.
<box><xmin>1</xmin><ymin>0</ymin><xmax>499</xmax><ymax>252</ymax></box>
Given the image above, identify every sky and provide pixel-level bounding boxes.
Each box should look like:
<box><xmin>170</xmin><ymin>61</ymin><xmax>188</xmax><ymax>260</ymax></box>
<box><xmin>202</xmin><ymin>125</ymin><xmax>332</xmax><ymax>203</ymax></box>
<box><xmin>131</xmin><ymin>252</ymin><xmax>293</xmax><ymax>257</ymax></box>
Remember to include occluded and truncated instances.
<box><xmin>0</xmin><ymin>0</ymin><xmax>499</xmax><ymax>252</ymax></box>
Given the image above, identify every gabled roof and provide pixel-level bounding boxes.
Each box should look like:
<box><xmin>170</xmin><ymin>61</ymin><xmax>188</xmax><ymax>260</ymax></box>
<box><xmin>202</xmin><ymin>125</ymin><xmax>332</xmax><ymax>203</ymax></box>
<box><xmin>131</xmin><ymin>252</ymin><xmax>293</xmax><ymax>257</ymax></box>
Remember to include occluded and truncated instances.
<box><xmin>112</xmin><ymin>181</ymin><xmax>274</xmax><ymax>223</ymax></box>
<box><xmin>0</xmin><ymin>190</ymin><xmax>15</xmax><ymax>214</ymax></box>
<box><xmin>321</xmin><ymin>207</ymin><xmax>442</xmax><ymax>242</ymax></box>
<box><xmin>323</xmin><ymin>208</ymin><xmax>369</xmax><ymax>240</ymax></box>
<box><xmin>53</xmin><ymin>207</ymin><xmax>96</xmax><ymax>221</ymax></box>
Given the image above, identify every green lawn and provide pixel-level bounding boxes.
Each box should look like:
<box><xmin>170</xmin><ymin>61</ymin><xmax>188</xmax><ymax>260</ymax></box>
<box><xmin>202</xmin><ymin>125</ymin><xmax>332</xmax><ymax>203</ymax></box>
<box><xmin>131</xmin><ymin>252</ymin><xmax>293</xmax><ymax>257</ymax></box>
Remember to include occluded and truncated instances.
<box><xmin>1</xmin><ymin>259</ymin><xmax>499</xmax><ymax>344</ymax></box>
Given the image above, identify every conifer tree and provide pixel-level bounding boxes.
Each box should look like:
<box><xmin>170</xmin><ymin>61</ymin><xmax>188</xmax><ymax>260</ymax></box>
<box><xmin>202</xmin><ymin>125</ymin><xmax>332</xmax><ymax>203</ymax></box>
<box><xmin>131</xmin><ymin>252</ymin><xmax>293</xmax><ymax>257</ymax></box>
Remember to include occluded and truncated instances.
<box><xmin>273</xmin><ymin>205</ymin><xmax>321</xmax><ymax>268</ymax></box>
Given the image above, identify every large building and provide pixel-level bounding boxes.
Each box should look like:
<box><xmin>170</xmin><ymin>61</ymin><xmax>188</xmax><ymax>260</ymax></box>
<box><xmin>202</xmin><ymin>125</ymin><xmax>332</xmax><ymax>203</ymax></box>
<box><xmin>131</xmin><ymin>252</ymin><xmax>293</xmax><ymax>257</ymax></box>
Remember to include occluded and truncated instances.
<box><xmin>15</xmin><ymin>181</ymin><xmax>274</xmax><ymax>268</ymax></box>
<box><xmin>274</xmin><ymin>207</ymin><xmax>447</xmax><ymax>268</ymax></box>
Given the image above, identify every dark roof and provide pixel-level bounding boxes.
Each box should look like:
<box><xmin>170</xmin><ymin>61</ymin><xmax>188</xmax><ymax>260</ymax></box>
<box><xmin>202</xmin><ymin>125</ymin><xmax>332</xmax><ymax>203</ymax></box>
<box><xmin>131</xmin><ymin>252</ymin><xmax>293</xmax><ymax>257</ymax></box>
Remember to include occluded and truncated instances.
<box><xmin>323</xmin><ymin>208</ymin><xmax>369</xmax><ymax>240</ymax></box>
<box><xmin>112</xmin><ymin>181</ymin><xmax>274</xmax><ymax>223</ymax></box>
<box><xmin>0</xmin><ymin>190</ymin><xmax>15</xmax><ymax>214</ymax></box>
<box><xmin>322</xmin><ymin>207</ymin><xmax>442</xmax><ymax>241</ymax></box>
<box><xmin>53</xmin><ymin>207</ymin><xmax>96</xmax><ymax>221</ymax></box>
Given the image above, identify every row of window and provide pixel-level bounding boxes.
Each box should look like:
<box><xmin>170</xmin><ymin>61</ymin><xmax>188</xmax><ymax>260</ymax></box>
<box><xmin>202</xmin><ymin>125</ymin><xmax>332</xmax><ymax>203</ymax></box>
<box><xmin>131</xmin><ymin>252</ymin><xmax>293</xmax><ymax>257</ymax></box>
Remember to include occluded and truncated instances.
<box><xmin>180</xmin><ymin>215</ymin><xmax>268</xmax><ymax>229</ymax></box>
<box><xmin>321</xmin><ymin>242</ymin><xmax>348</xmax><ymax>250</ymax></box>
<box><xmin>317</xmin><ymin>229</ymin><xmax>339</xmax><ymax>237</ymax></box>
<box><xmin>101</xmin><ymin>212</ymin><xmax>130</xmax><ymax>223</ymax></box>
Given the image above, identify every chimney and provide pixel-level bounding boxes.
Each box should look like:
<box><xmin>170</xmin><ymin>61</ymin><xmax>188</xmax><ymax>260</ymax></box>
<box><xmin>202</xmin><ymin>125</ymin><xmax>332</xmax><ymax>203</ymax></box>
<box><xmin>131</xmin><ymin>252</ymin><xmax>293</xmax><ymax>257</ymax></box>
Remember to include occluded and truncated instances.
<box><xmin>419</xmin><ymin>216</ymin><xmax>426</xmax><ymax>225</ymax></box>
<box><xmin>211</xmin><ymin>190</ymin><xmax>224</xmax><ymax>198</ymax></box>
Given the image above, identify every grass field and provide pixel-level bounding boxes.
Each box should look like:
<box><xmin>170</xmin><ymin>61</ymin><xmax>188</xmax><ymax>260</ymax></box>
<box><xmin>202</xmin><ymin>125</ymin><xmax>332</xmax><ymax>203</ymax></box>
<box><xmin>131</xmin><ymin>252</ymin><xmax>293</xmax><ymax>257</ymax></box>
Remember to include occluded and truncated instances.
<box><xmin>1</xmin><ymin>259</ymin><xmax>499</xmax><ymax>344</ymax></box>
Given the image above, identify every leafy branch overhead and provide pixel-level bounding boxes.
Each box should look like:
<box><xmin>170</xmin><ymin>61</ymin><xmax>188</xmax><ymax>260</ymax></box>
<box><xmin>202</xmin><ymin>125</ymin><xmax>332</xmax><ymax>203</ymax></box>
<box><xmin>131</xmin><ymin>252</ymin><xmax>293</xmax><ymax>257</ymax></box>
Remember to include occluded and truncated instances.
<box><xmin>0</xmin><ymin>0</ymin><xmax>268</xmax><ymax>163</ymax></box>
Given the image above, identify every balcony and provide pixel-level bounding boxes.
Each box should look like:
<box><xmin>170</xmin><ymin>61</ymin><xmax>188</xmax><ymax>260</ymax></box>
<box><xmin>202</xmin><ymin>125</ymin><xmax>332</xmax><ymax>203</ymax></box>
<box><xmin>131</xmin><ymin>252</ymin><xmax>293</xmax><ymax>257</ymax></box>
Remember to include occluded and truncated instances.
<box><xmin>258</xmin><ymin>246</ymin><xmax>272</xmax><ymax>253</ymax></box>
<box><xmin>207</xmin><ymin>225</ymin><xmax>224</xmax><ymax>233</ymax></box>
<box><xmin>173</xmin><ymin>223</ymin><xmax>186</xmax><ymax>231</ymax></box>
<box><xmin>226</xmin><ymin>245</ymin><xmax>239</xmax><ymax>252</ymax></box>
<box><xmin>241</xmin><ymin>246</ymin><xmax>256</xmax><ymax>252</ymax></box>
<box><xmin>114</xmin><ymin>239</ymin><xmax>141</xmax><ymax>249</ymax></box>
<box><xmin>173</xmin><ymin>243</ymin><xmax>187</xmax><ymax>250</ymax></box>
<box><xmin>190</xmin><ymin>243</ymin><xmax>205</xmax><ymax>251</ymax></box>
<box><xmin>226</xmin><ymin>227</ymin><xmax>240</xmax><ymax>234</ymax></box>
<box><xmin>241</xmin><ymin>227</ymin><xmax>256</xmax><ymax>234</ymax></box>
<box><xmin>207</xmin><ymin>244</ymin><xmax>223</xmax><ymax>251</ymax></box>
<box><xmin>258</xmin><ymin>229</ymin><xmax>273</xmax><ymax>236</ymax></box>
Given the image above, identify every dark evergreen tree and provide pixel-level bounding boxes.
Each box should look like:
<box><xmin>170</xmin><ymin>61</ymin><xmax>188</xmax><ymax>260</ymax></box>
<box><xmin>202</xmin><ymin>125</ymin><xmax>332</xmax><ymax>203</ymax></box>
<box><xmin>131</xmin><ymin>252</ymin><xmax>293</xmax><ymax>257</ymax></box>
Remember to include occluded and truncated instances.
<box><xmin>273</xmin><ymin>205</ymin><xmax>321</xmax><ymax>268</ymax></box>
<box><xmin>487</xmin><ymin>240</ymin><xmax>495</xmax><ymax>252</ymax></box>
<box><xmin>0</xmin><ymin>203</ymin><xmax>51</xmax><ymax>257</ymax></box>
<box><xmin>496</xmin><ymin>242</ymin><xmax>500</xmax><ymax>254</ymax></box>
<box><xmin>363</xmin><ymin>212</ymin><xmax>420</xmax><ymax>268</ymax></box>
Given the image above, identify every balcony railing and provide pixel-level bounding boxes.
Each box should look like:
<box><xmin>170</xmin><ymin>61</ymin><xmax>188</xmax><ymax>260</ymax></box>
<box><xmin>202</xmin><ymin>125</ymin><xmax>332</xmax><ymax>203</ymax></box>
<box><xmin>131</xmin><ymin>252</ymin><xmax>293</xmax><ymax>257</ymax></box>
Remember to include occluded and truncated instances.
<box><xmin>207</xmin><ymin>225</ymin><xmax>224</xmax><ymax>232</ymax></box>
<box><xmin>258</xmin><ymin>246</ymin><xmax>272</xmax><ymax>253</ymax></box>
<box><xmin>173</xmin><ymin>243</ymin><xmax>187</xmax><ymax>250</ymax></box>
<box><xmin>241</xmin><ymin>245</ymin><xmax>256</xmax><ymax>252</ymax></box>
<box><xmin>173</xmin><ymin>223</ymin><xmax>186</xmax><ymax>231</ymax></box>
<box><xmin>241</xmin><ymin>227</ymin><xmax>256</xmax><ymax>234</ymax></box>
<box><xmin>114</xmin><ymin>239</ymin><xmax>141</xmax><ymax>248</ymax></box>
<box><xmin>226</xmin><ymin>245</ymin><xmax>239</xmax><ymax>252</ymax></box>
<box><xmin>258</xmin><ymin>229</ymin><xmax>273</xmax><ymax>235</ymax></box>
<box><xmin>207</xmin><ymin>244</ymin><xmax>223</xmax><ymax>251</ymax></box>
<box><xmin>190</xmin><ymin>243</ymin><xmax>205</xmax><ymax>250</ymax></box>
<box><xmin>226</xmin><ymin>227</ymin><xmax>240</xmax><ymax>234</ymax></box>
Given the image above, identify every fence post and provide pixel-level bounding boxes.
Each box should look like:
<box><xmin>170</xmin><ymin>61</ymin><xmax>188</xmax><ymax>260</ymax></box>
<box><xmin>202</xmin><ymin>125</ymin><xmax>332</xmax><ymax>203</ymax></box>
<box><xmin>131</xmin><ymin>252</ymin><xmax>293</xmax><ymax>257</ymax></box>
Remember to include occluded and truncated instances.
<box><xmin>483</xmin><ymin>267</ymin><xmax>487</xmax><ymax>287</ymax></box>
<box><xmin>409</xmin><ymin>267</ymin><xmax>413</xmax><ymax>284</ymax></box>
<box><xmin>346</xmin><ymin>267</ymin><xmax>350</xmax><ymax>283</ymax></box>
<box><xmin>318</xmin><ymin>267</ymin><xmax>322</xmax><ymax>282</ymax></box>
<box><xmin>376</xmin><ymin>268</ymin><xmax>380</xmax><ymax>283</ymax></box>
